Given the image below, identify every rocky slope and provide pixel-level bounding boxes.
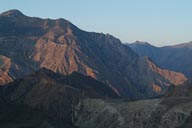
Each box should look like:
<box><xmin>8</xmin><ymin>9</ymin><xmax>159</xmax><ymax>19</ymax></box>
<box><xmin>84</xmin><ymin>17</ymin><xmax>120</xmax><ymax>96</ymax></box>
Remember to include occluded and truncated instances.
<box><xmin>0</xmin><ymin>69</ymin><xmax>82</xmax><ymax>127</ymax></box>
<box><xmin>75</xmin><ymin>97</ymin><xmax>192</xmax><ymax>128</ymax></box>
<box><xmin>165</xmin><ymin>80</ymin><xmax>192</xmax><ymax>97</ymax></box>
<box><xmin>0</xmin><ymin>68</ymin><xmax>119</xmax><ymax>100</ymax></box>
<box><xmin>1</xmin><ymin>74</ymin><xmax>192</xmax><ymax>128</ymax></box>
<box><xmin>0</xmin><ymin>70</ymin><xmax>191</xmax><ymax>128</ymax></box>
<box><xmin>0</xmin><ymin>10</ymin><xmax>187</xmax><ymax>98</ymax></box>
<box><xmin>0</xmin><ymin>68</ymin><xmax>118</xmax><ymax>127</ymax></box>
<box><xmin>128</xmin><ymin>41</ymin><xmax>192</xmax><ymax>77</ymax></box>
<box><xmin>0</xmin><ymin>102</ymin><xmax>57</xmax><ymax>128</ymax></box>
<box><xmin>0</xmin><ymin>55</ymin><xmax>12</xmax><ymax>85</ymax></box>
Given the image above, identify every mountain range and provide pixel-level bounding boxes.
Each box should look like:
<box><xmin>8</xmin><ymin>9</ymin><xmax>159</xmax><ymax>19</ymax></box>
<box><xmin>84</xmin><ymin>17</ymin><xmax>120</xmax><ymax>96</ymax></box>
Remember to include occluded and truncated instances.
<box><xmin>128</xmin><ymin>41</ymin><xmax>192</xmax><ymax>78</ymax></box>
<box><xmin>0</xmin><ymin>9</ymin><xmax>192</xmax><ymax>128</ymax></box>
<box><xmin>0</xmin><ymin>10</ymin><xmax>187</xmax><ymax>99</ymax></box>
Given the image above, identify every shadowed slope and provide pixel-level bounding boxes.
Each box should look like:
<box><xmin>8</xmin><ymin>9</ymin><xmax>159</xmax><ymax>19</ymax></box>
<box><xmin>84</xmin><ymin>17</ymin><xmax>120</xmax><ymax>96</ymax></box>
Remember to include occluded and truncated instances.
<box><xmin>128</xmin><ymin>41</ymin><xmax>192</xmax><ymax>77</ymax></box>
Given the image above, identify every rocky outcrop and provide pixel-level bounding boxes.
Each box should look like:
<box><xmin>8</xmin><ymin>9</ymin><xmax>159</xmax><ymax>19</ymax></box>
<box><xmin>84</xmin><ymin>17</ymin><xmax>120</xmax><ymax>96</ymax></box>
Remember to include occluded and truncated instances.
<box><xmin>165</xmin><ymin>80</ymin><xmax>192</xmax><ymax>97</ymax></box>
<box><xmin>0</xmin><ymin>55</ymin><xmax>12</xmax><ymax>85</ymax></box>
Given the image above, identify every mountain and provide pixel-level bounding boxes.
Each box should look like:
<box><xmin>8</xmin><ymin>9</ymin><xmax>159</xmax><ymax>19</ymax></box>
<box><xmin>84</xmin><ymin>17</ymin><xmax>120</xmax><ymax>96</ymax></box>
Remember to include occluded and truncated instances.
<box><xmin>0</xmin><ymin>10</ymin><xmax>187</xmax><ymax>98</ymax></box>
<box><xmin>128</xmin><ymin>41</ymin><xmax>192</xmax><ymax>77</ymax></box>
<box><xmin>0</xmin><ymin>68</ymin><xmax>119</xmax><ymax>127</ymax></box>
<box><xmin>0</xmin><ymin>69</ymin><xmax>81</xmax><ymax>127</ymax></box>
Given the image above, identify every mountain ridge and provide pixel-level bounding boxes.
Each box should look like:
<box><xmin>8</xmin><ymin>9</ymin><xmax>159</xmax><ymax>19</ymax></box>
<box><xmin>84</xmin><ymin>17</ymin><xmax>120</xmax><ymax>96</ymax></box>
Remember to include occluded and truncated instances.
<box><xmin>128</xmin><ymin>41</ymin><xmax>192</xmax><ymax>77</ymax></box>
<box><xmin>0</xmin><ymin>10</ymin><xmax>187</xmax><ymax>98</ymax></box>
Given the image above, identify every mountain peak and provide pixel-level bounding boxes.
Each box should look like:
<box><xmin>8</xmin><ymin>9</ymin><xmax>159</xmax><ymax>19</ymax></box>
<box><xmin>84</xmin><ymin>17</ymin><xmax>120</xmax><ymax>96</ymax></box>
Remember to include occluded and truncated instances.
<box><xmin>0</xmin><ymin>9</ymin><xmax>24</xmax><ymax>17</ymax></box>
<box><xmin>133</xmin><ymin>40</ymin><xmax>150</xmax><ymax>45</ymax></box>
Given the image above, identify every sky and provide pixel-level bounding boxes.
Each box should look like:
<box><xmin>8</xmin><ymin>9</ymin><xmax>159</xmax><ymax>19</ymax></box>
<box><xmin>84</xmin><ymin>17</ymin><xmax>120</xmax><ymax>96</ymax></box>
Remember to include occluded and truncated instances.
<box><xmin>0</xmin><ymin>0</ymin><xmax>192</xmax><ymax>46</ymax></box>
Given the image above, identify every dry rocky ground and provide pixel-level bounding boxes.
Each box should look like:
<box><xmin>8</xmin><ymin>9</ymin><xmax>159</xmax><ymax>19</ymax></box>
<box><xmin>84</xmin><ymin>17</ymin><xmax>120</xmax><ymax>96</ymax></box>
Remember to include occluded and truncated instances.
<box><xmin>75</xmin><ymin>97</ymin><xmax>192</xmax><ymax>128</ymax></box>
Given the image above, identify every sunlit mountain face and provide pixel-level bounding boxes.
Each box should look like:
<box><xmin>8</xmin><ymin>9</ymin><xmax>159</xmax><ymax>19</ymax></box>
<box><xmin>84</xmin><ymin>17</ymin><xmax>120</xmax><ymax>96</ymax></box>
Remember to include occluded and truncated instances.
<box><xmin>0</xmin><ymin>10</ymin><xmax>187</xmax><ymax>98</ymax></box>
<box><xmin>0</xmin><ymin>10</ymin><xmax>191</xmax><ymax>128</ymax></box>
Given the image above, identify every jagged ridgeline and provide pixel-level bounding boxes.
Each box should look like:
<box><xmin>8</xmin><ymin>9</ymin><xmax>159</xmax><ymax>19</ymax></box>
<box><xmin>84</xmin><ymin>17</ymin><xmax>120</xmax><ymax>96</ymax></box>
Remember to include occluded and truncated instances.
<box><xmin>0</xmin><ymin>10</ymin><xmax>187</xmax><ymax>99</ymax></box>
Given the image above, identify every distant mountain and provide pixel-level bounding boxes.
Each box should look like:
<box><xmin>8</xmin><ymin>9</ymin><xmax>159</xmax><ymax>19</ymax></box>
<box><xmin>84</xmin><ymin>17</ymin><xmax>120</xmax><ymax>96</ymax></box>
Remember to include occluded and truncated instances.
<box><xmin>128</xmin><ymin>41</ymin><xmax>192</xmax><ymax>77</ymax></box>
<box><xmin>0</xmin><ymin>10</ymin><xmax>187</xmax><ymax>98</ymax></box>
<box><xmin>171</xmin><ymin>41</ymin><xmax>192</xmax><ymax>48</ymax></box>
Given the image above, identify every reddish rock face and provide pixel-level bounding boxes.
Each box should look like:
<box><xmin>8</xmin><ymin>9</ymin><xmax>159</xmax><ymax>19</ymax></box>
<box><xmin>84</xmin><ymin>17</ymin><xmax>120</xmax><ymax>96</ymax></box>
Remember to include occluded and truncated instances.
<box><xmin>165</xmin><ymin>80</ymin><xmax>192</xmax><ymax>97</ymax></box>
<box><xmin>146</xmin><ymin>58</ymin><xmax>187</xmax><ymax>86</ymax></box>
<box><xmin>0</xmin><ymin>55</ymin><xmax>12</xmax><ymax>85</ymax></box>
<box><xmin>0</xmin><ymin>10</ymin><xmax>188</xmax><ymax>98</ymax></box>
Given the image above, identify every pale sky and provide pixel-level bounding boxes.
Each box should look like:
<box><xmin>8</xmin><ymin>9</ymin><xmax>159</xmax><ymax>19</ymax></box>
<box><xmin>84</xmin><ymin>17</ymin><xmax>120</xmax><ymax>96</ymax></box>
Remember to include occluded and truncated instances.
<box><xmin>0</xmin><ymin>0</ymin><xmax>192</xmax><ymax>46</ymax></box>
